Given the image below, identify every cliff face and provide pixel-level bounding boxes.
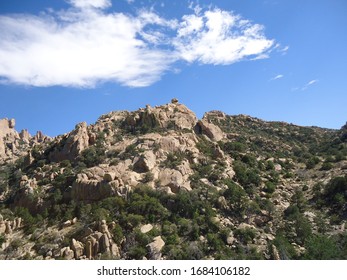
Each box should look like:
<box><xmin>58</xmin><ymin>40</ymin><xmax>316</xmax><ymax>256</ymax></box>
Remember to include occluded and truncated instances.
<box><xmin>0</xmin><ymin>99</ymin><xmax>346</xmax><ymax>260</ymax></box>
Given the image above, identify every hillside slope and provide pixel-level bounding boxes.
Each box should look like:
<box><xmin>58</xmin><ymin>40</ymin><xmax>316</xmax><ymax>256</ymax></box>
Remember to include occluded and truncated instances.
<box><xmin>1</xmin><ymin>99</ymin><xmax>346</xmax><ymax>260</ymax></box>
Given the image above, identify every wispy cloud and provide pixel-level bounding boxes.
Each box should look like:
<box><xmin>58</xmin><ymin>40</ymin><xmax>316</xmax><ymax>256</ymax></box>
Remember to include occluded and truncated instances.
<box><xmin>292</xmin><ymin>79</ymin><xmax>319</xmax><ymax>91</ymax></box>
<box><xmin>274</xmin><ymin>43</ymin><xmax>289</xmax><ymax>55</ymax></box>
<box><xmin>270</xmin><ymin>74</ymin><xmax>284</xmax><ymax>81</ymax></box>
<box><xmin>302</xmin><ymin>79</ymin><xmax>319</xmax><ymax>90</ymax></box>
<box><xmin>0</xmin><ymin>1</ymin><xmax>275</xmax><ymax>88</ymax></box>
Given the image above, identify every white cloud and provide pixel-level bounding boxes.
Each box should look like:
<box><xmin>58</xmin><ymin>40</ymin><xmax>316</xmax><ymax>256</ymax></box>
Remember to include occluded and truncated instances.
<box><xmin>292</xmin><ymin>79</ymin><xmax>319</xmax><ymax>91</ymax></box>
<box><xmin>271</xmin><ymin>74</ymin><xmax>284</xmax><ymax>81</ymax></box>
<box><xmin>302</xmin><ymin>79</ymin><xmax>318</xmax><ymax>90</ymax></box>
<box><xmin>307</xmin><ymin>79</ymin><xmax>318</xmax><ymax>86</ymax></box>
<box><xmin>274</xmin><ymin>43</ymin><xmax>289</xmax><ymax>55</ymax></box>
<box><xmin>69</xmin><ymin>0</ymin><xmax>111</xmax><ymax>9</ymax></box>
<box><xmin>0</xmin><ymin>2</ymin><xmax>274</xmax><ymax>88</ymax></box>
<box><xmin>174</xmin><ymin>9</ymin><xmax>274</xmax><ymax>65</ymax></box>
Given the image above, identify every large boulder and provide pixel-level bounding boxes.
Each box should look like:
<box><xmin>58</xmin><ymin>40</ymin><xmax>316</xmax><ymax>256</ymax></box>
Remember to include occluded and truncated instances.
<box><xmin>195</xmin><ymin>119</ymin><xmax>224</xmax><ymax>141</ymax></box>
<box><xmin>158</xmin><ymin>169</ymin><xmax>184</xmax><ymax>193</ymax></box>
<box><xmin>147</xmin><ymin>236</ymin><xmax>165</xmax><ymax>260</ymax></box>
<box><xmin>125</xmin><ymin>102</ymin><xmax>198</xmax><ymax>132</ymax></box>
<box><xmin>72</xmin><ymin>180</ymin><xmax>114</xmax><ymax>201</ymax></box>
<box><xmin>71</xmin><ymin>239</ymin><xmax>84</xmax><ymax>259</ymax></box>
<box><xmin>133</xmin><ymin>151</ymin><xmax>156</xmax><ymax>173</ymax></box>
<box><xmin>48</xmin><ymin>122</ymin><xmax>90</xmax><ymax>162</ymax></box>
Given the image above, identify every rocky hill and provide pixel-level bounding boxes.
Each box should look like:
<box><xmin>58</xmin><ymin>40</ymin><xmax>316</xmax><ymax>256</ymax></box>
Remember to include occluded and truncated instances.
<box><xmin>0</xmin><ymin>99</ymin><xmax>346</xmax><ymax>260</ymax></box>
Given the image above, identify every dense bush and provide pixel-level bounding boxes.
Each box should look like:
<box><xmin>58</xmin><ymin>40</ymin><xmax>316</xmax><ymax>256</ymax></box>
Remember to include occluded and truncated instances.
<box><xmin>79</xmin><ymin>145</ymin><xmax>106</xmax><ymax>167</ymax></box>
<box><xmin>303</xmin><ymin>235</ymin><xmax>340</xmax><ymax>259</ymax></box>
<box><xmin>233</xmin><ymin>161</ymin><xmax>261</xmax><ymax>195</ymax></box>
<box><xmin>322</xmin><ymin>176</ymin><xmax>347</xmax><ymax>213</ymax></box>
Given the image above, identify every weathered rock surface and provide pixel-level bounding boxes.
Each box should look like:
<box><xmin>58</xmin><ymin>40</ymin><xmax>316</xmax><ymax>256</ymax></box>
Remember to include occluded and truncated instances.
<box><xmin>125</xmin><ymin>101</ymin><xmax>198</xmax><ymax>132</ymax></box>
<box><xmin>195</xmin><ymin>119</ymin><xmax>224</xmax><ymax>141</ymax></box>
<box><xmin>48</xmin><ymin>122</ymin><xmax>89</xmax><ymax>162</ymax></box>
<box><xmin>147</xmin><ymin>236</ymin><xmax>165</xmax><ymax>260</ymax></box>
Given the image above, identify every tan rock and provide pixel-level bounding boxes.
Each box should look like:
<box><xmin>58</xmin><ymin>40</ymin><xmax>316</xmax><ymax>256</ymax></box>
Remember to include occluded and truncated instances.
<box><xmin>227</xmin><ymin>231</ymin><xmax>235</xmax><ymax>245</ymax></box>
<box><xmin>48</xmin><ymin>122</ymin><xmax>90</xmax><ymax>162</ymax></box>
<box><xmin>108</xmin><ymin>180</ymin><xmax>120</xmax><ymax>189</ymax></box>
<box><xmin>147</xmin><ymin>236</ymin><xmax>165</xmax><ymax>260</ymax></box>
<box><xmin>62</xmin><ymin>220</ymin><xmax>72</xmax><ymax>228</ymax></box>
<box><xmin>71</xmin><ymin>239</ymin><xmax>84</xmax><ymax>259</ymax></box>
<box><xmin>196</xmin><ymin>119</ymin><xmax>224</xmax><ymax>141</ymax></box>
<box><xmin>19</xmin><ymin>129</ymin><xmax>31</xmax><ymax>143</ymax></box>
<box><xmin>272</xmin><ymin>245</ymin><xmax>280</xmax><ymax>260</ymax></box>
<box><xmin>8</xmin><ymin>119</ymin><xmax>15</xmax><ymax>129</ymax></box>
<box><xmin>141</xmin><ymin>224</ymin><xmax>153</xmax><ymax>234</ymax></box>
<box><xmin>171</xmin><ymin>98</ymin><xmax>179</xmax><ymax>104</ymax></box>
<box><xmin>125</xmin><ymin>102</ymin><xmax>197</xmax><ymax>132</ymax></box>
<box><xmin>158</xmin><ymin>168</ymin><xmax>183</xmax><ymax>193</ymax></box>
<box><xmin>110</xmin><ymin>243</ymin><xmax>120</xmax><ymax>259</ymax></box>
<box><xmin>99</xmin><ymin>234</ymin><xmax>110</xmax><ymax>253</ymax></box>
<box><xmin>61</xmin><ymin>247</ymin><xmax>74</xmax><ymax>260</ymax></box>
<box><xmin>104</xmin><ymin>172</ymin><xmax>116</xmax><ymax>182</ymax></box>
<box><xmin>133</xmin><ymin>151</ymin><xmax>156</xmax><ymax>173</ymax></box>
<box><xmin>5</xmin><ymin>221</ymin><xmax>12</xmax><ymax>235</ymax></box>
<box><xmin>71</xmin><ymin>178</ymin><xmax>118</xmax><ymax>201</ymax></box>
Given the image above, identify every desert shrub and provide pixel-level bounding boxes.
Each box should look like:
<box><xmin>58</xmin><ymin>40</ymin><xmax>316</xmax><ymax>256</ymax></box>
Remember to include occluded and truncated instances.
<box><xmin>142</xmin><ymin>172</ymin><xmax>154</xmax><ymax>183</ymax></box>
<box><xmin>206</xmin><ymin>233</ymin><xmax>224</xmax><ymax>251</ymax></box>
<box><xmin>79</xmin><ymin>145</ymin><xmax>106</xmax><ymax>167</ymax></box>
<box><xmin>322</xmin><ymin>176</ymin><xmax>347</xmax><ymax>213</ymax></box>
<box><xmin>128</xmin><ymin>245</ymin><xmax>146</xmax><ymax>259</ymax></box>
<box><xmin>303</xmin><ymin>235</ymin><xmax>340</xmax><ymax>259</ymax></box>
<box><xmin>234</xmin><ymin>228</ymin><xmax>256</xmax><ymax>244</ymax></box>
<box><xmin>196</xmin><ymin>138</ymin><xmax>215</xmax><ymax>158</ymax></box>
<box><xmin>128</xmin><ymin>193</ymin><xmax>169</xmax><ymax>223</ymax></box>
<box><xmin>222</xmin><ymin>179</ymin><xmax>248</xmax><ymax>215</ymax></box>
<box><xmin>220</xmin><ymin>141</ymin><xmax>246</xmax><ymax>153</ymax></box>
<box><xmin>233</xmin><ymin>161</ymin><xmax>261</xmax><ymax>195</ymax></box>
<box><xmin>306</xmin><ymin>156</ymin><xmax>320</xmax><ymax>169</ymax></box>
<box><xmin>320</xmin><ymin>162</ymin><xmax>333</xmax><ymax>170</ymax></box>
<box><xmin>161</xmin><ymin>151</ymin><xmax>186</xmax><ymax>169</ymax></box>
<box><xmin>272</xmin><ymin>234</ymin><xmax>298</xmax><ymax>260</ymax></box>
<box><xmin>264</xmin><ymin>181</ymin><xmax>276</xmax><ymax>194</ymax></box>
<box><xmin>0</xmin><ymin>234</ymin><xmax>6</xmax><ymax>247</ymax></box>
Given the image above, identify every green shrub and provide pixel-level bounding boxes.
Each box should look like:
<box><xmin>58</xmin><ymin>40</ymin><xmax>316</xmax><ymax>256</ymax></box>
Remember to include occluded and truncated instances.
<box><xmin>0</xmin><ymin>234</ymin><xmax>6</xmax><ymax>247</ymax></box>
<box><xmin>222</xmin><ymin>179</ymin><xmax>248</xmax><ymax>215</ymax></box>
<box><xmin>322</xmin><ymin>176</ymin><xmax>347</xmax><ymax>212</ymax></box>
<box><xmin>272</xmin><ymin>234</ymin><xmax>298</xmax><ymax>260</ymax></box>
<box><xmin>303</xmin><ymin>235</ymin><xmax>340</xmax><ymax>259</ymax></box>
<box><xmin>233</xmin><ymin>161</ymin><xmax>261</xmax><ymax>195</ymax></box>
<box><xmin>80</xmin><ymin>145</ymin><xmax>106</xmax><ymax>167</ymax></box>
<box><xmin>264</xmin><ymin>181</ymin><xmax>276</xmax><ymax>194</ymax></box>
<box><xmin>306</xmin><ymin>156</ymin><xmax>320</xmax><ymax>169</ymax></box>
<box><xmin>234</xmin><ymin>228</ymin><xmax>256</xmax><ymax>244</ymax></box>
<box><xmin>320</xmin><ymin>162</ymin><xmax>333</xmax><ymax>171</ymax></box>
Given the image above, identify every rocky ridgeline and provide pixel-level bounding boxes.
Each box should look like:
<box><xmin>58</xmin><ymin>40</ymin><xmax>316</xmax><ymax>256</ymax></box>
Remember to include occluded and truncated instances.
<box><xmin>0</xmin><ymin>99</ymin><xmax>347</xmax><ymax>260</ymax></box>
<box><xmin>0</xmin><ymin>118</ymin><xmax>50</xmax><ymax>164</ymax></box>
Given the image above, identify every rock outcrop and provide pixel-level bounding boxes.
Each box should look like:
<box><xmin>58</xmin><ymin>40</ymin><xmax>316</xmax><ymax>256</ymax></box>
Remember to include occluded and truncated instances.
<box><xmin>195</xmin><ymin>119</ymin><xmax>224</xmax><ymax>141</ymax></box>
<box><xmin>125</xmin><ymin>100</ymin><xmax>198</xmax><ymax>132</ymax></box>
<box><xmin>48</xmin><ymin>122</ymin><xmax>89</xmax><ymax>162</ymax></box>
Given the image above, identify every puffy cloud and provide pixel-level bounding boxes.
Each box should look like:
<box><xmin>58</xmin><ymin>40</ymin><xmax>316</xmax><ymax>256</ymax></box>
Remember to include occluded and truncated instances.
<box><xmin>174</xmin><ymin>9</ymin><xmax>274</xmax><ymax>64</ymax></box>
<box><xmin>0</xmin><ymin>2</ymin><xmax>274</xmax><ymax>88</ymax></box>
<box><xmin>68</xmin><ymin>0</ymin><xmax>111</xmax><ymax>9</ymax></box>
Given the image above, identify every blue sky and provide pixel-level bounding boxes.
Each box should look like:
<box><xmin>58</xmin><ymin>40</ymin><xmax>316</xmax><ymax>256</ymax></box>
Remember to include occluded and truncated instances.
<box><xmin>0</xmin><ymin>0</ymin><xmax>346</xmax><ymax>136</ymax></box>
